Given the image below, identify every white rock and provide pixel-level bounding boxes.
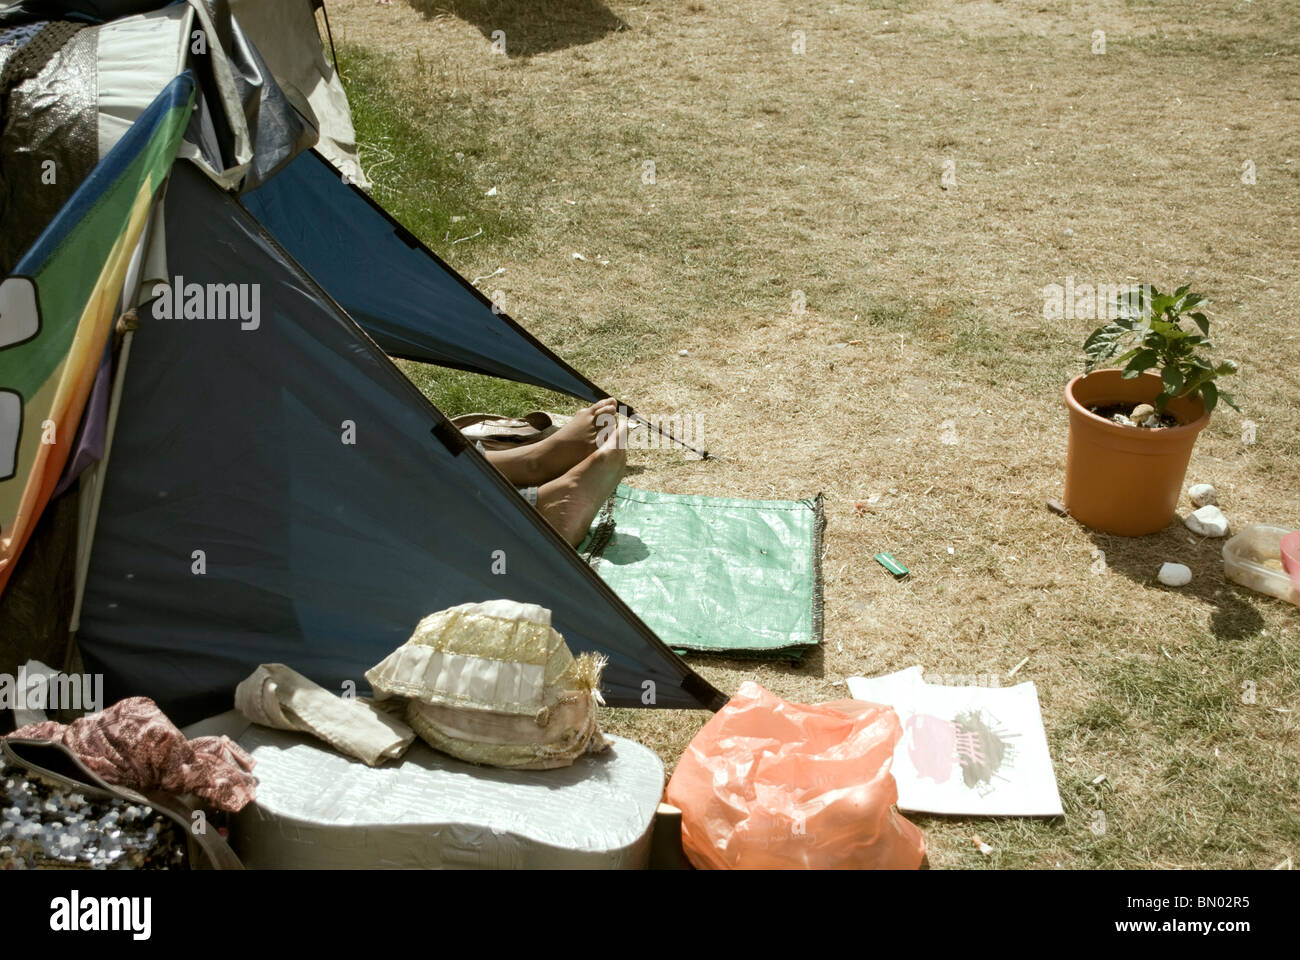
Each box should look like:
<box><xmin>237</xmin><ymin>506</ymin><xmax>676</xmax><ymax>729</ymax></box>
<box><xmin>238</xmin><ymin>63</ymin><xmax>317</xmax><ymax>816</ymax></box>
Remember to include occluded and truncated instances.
<box><xmin>1158</xmin><ymin>562</ymin><xmax>1192</xmax><ymax>587</ymax></box>
<box><xmin>1188</xmin><ymin>483</ymin><xmax>1218</xmax><ymax>507</ymax></box>
<box><xmin>1185</xmin><ymin>505</ymin><xmax>1229</xmax><ymax>538</ymax></box>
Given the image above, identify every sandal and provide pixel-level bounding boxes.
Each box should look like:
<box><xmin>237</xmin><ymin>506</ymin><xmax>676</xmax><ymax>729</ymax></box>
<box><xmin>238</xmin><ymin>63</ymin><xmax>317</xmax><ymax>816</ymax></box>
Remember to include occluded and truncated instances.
<box><xmin>450</xmin><ymin>412</ymin><xmax>555</xmax><ymax>450</ymax></box>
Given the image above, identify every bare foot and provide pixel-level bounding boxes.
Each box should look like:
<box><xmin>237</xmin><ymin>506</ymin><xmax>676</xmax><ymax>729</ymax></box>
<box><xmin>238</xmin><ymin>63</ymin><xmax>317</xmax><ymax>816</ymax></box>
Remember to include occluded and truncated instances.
<box><xmin>536</xmin><ymin>419</ymin><xmax>628</xmax><ymax>546</ymax></box>
<box><xmin>486</xmin><ymin>398</ymin><xmax>619</xmax><ymax>486</ymax></box>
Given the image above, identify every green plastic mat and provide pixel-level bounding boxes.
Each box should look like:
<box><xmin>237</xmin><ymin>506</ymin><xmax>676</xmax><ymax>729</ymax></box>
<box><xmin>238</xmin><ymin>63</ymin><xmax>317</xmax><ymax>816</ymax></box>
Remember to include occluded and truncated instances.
<box><xmin>580</xmin><ymin>485</ymin><xmax>824</xmax><ymax>660</ymax></box>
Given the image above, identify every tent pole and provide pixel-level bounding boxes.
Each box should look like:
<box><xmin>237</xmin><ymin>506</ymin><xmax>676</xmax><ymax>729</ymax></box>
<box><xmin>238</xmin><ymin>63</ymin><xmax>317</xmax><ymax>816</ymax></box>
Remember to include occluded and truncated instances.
<box><xmin>68</xmin><ymin>200</ymin><xmax>157</xmax><ymax>634</ymax></box>
<box><xmin>615</xmin><ymin>402</ymin><xmax>715</xmax><ymax>461</ymax></box>
<box><xmin>69</xmin><ymin>326</ymin><xmax>134</xmax><ymax>634</ymax></box>
<box><xmin>317</xmin><ymin>0</ymin><xmax>340</xmax><ymax>75</ymax></box>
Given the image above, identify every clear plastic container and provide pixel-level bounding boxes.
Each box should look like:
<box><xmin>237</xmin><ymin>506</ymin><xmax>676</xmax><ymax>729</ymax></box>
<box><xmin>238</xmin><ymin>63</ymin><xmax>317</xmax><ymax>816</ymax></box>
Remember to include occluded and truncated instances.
<box><xmin>1222</xmin><ymin>524</ymin><xmax>1300</xmax><ymax>607</ymax></box>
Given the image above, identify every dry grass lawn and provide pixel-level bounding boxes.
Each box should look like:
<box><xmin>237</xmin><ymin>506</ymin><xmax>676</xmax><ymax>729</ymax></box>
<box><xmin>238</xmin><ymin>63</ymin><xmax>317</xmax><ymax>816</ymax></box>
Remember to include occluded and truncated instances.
<box><xmin>323</xmin><ymin>0</ymin><xmax>1299</xmax><ymax>868</ymax></box>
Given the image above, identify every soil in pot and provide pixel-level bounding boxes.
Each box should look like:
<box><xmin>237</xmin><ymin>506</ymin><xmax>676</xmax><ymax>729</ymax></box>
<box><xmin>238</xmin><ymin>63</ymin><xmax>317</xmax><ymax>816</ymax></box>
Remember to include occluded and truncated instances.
<box><xmin>1087</xmin><ymin>403</ymin><xmax>1180</xmax><ymax>429</ymax></box>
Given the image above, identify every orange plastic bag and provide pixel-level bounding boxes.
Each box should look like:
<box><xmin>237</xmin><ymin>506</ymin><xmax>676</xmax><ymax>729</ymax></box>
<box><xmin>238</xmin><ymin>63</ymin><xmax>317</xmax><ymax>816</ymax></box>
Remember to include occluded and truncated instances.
<box><xmin>666</xmin><ymin>682</ymin><xmax>926</xmax><ymax>869</ymax></box>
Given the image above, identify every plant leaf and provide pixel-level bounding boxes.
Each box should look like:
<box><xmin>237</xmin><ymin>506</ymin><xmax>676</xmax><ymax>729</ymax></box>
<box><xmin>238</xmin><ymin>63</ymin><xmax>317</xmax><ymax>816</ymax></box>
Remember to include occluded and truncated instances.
<box><xmin>1149</xmin><ymin>293</ymin><xmax>1175</xmax><ymax>318</ymax></box>
<box><xmin>1123</xmin><ymin>349</ymin><xmax>1158</xmax><ymax>377</ymax></box>
<box><xmin>1162</xmin><ymin>365</ymin><xmax>1184</xmax><ymax>394</ymax></box>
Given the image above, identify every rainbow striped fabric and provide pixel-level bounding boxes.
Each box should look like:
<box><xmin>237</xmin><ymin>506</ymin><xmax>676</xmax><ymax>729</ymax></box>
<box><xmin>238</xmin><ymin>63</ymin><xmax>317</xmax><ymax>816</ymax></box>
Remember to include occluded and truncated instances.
<box><xmin>0</xmin><ymin>73</ymin><xmax>194</xmax><ymax>596</ymax></box>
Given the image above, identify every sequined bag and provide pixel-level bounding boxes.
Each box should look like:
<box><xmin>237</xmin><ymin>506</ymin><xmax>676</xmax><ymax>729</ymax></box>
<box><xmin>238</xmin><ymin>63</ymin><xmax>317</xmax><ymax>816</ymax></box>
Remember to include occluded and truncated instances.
<box><xmin>0</xmin><ymin>737</ymin><xmax>242</xmax><ymax>870</ymax></box>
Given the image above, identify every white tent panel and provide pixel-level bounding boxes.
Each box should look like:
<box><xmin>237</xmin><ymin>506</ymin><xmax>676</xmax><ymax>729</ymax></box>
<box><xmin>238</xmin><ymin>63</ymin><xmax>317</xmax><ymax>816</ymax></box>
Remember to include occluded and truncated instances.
<box><xmin>94</xmin><ymin>4</ymin><xmax>191</xmax><ymax>159</ymax></box>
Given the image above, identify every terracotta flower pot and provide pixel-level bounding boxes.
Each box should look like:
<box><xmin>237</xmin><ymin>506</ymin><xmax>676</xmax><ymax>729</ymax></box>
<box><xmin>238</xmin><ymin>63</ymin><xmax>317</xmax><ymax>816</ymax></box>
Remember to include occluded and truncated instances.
<box><xmin>1063</xmin><ymin>370</ymin><xmax>1209</xmax><ymax>536</ymax></box>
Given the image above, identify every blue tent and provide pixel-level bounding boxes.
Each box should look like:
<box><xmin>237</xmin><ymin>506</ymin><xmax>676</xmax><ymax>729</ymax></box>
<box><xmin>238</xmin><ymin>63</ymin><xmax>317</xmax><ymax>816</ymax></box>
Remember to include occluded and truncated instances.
<box><xmin>243</xmin><ymin>149</ymin><xmax>605</xmax><ymax>402</ymax></box>
<box><xmin>0</xmin><ymin>1</ymin><xmax>726</xmax><ymax>720</ymax></box>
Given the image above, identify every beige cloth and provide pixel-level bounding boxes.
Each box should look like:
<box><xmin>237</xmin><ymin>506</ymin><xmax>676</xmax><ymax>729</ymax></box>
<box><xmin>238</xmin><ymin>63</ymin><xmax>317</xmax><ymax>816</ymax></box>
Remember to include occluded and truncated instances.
<box><xmin>235</xmin><ymin>664</ymin><xmax>414</xmax><ymax>767</ymax></box>
<box><xmin>366</xmin><ymin>600</ymin><xmax>610</xmax><ymax>770</ymax></box>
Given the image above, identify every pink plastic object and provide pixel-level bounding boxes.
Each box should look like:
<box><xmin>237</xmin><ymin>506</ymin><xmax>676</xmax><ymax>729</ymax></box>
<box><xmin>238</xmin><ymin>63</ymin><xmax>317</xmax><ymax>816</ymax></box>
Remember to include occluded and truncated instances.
<box><xmin>1282</xmin><ymin>531</ymin><xmax>1300</xmax><ymax>590</ymax></box>
<box><xmin>665</xmin><ymin>681</ymin><xmax>926</xmax><ymax>870</ymax></box>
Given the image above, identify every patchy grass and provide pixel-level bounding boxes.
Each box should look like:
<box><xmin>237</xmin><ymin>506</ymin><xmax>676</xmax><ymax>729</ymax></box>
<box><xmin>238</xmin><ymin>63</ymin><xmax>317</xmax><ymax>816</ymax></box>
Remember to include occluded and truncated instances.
<box><xmin>338</xmin><ymin>46</ymin><xmax>528</xmax><ymax>263</ymax></box>
<box><xmin>329</xmin><ymin>0</ymin><xmax>1300</xmax><ymax>869</ymax></box>
<box><xmin>393</xmin><ymin>361</ymin><xmax>563</xmax><ymax>419</ymax></box>
<box><xmin>343</xmin><ymin>44</ymin><xmax>578</xmax><ymax>416</ymax></box>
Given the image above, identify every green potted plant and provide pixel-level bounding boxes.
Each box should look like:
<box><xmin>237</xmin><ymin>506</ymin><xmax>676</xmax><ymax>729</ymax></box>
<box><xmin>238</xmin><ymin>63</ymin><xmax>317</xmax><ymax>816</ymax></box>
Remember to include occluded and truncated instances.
<box><xmin>1064</xmin><ymin>283</ymin><xmax>1239</xmax><ymax>536</ymax></box>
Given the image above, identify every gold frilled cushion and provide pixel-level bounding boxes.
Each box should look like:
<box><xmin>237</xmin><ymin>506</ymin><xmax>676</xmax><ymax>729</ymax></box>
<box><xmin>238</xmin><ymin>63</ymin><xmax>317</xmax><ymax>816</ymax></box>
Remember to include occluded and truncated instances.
<box><xmin>365</xmin><ymin>600</ymin><xmax>610</xmax><ymax>770</ymax></box>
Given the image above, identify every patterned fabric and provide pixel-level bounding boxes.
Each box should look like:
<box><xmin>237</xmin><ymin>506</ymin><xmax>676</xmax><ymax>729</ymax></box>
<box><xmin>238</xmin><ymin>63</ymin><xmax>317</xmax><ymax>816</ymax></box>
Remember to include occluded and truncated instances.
<box><xmin>9</xmin><ymin>697</ymin><xmax>257</xmax><ymax>812</ymax></box>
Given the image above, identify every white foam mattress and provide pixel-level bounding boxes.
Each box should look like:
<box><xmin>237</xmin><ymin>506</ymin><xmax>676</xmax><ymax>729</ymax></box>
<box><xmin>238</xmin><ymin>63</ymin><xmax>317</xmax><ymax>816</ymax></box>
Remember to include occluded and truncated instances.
<box><xmin>225</xmin><ymin>722</ymin><xmax>664</xmax><ymax>869</ymax></box>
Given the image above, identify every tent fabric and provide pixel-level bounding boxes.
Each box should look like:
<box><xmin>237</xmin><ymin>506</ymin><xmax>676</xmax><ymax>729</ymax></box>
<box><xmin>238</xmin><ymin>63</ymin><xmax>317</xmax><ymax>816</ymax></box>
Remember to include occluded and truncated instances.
<box><xmin>4</xmin><ymin>0</ymin><xmax>360</xmax><ymax>189</ymax></box>
<box><xmin>583</xmin><ymin>486</ymin><xmax>825</xmax><ymax>660</ymax></box>
<box><xmin>228</xmin><ymin>0</ymin><xmax>367</xmax><ymax>188</ymax></box>
<box><xmin>0</xmin><ymin>71</ymin><xmax>194</xmax><ymax>596</ymax></box>
<box><xmin>242</xmin><ymin>149</ymin><xmax>603</xmax><ymax>401</ymax></box>
<box><xmin>92</xmin><ymin>0</ymin><xmax>314</xmax><ymax>192</ymax></box>
<box><xmin>52</xmin><ymin>343</ymin><xmax>111</xmax><ymax>497</ymax></box>
<box><xmin>0</xmin><ymin>484</ymin><xmax>78</xmax><ymax>676</ymax></box>
<box><xmin>0</xmin><ymin>15</ymin><xmax>96</xmax><ymax>662</ymax></box>
<box><xmin>185</xmin><ymin>0</ymin><xmax>315</xmax><ymax>191</ymax></box>
<box><xmin>76</xmin><ymin>159</ymin><xmax>724</xmax><ymax>724</ymax></box>
<box><xmin>0</xmin><ymin>1</ymin><xmax>163</xmax><ymax>26</ymax></box>
<box><xmin>93</xmin><ymin>3</ymin><xmax>189</xmax><ymax>159</ymax></box>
